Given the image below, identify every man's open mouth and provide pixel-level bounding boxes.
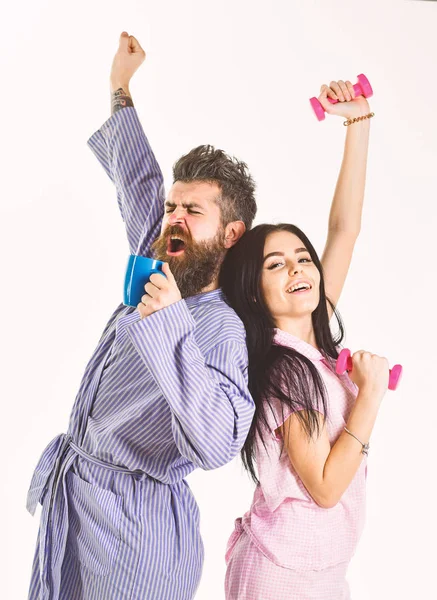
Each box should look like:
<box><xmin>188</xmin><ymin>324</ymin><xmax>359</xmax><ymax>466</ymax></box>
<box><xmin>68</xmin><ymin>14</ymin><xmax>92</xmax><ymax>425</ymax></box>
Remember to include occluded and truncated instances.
<box><xmin>167</xmin><ymin>235</ymin><xmax>186</xmax><ymax>256</ymax></box>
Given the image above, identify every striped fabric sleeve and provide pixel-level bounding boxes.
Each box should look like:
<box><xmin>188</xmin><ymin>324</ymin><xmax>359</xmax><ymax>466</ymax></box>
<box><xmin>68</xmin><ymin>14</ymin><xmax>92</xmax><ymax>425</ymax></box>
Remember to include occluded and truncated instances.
<box><xmin>126</xmin><ymin>301</ymin><xmax>255</xmax><ymax>470</ymax></box>
<box><xmin>87</xmin><ymin>107</ymin><xmax>165</xmax><ymax>256</ymax></box>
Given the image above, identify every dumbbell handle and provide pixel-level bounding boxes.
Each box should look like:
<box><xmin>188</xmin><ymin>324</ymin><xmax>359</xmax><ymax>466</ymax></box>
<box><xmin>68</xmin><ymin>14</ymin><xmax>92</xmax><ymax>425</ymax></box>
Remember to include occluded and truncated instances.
<box><xmin>326</xmin><ymin>79</ymin><xmax>369</xmax><ymax>106</ymax></box>
<box><xmin>336</xmin><ymin>348</ymin><xmax>402</xmax><ymax>391</ymax></box>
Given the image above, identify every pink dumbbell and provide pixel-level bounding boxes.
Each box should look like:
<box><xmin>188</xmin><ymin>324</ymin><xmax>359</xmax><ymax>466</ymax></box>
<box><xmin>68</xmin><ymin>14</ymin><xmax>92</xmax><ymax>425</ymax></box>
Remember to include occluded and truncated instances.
<box><xmin>336</xmin><ymin>348</ymin><xmax>402</xmax><ymax>391</ymax></box>
<box><xmin>310</xmin><ymin>74</ymin><xmax>373</xmax><ymax>121</ymax></box>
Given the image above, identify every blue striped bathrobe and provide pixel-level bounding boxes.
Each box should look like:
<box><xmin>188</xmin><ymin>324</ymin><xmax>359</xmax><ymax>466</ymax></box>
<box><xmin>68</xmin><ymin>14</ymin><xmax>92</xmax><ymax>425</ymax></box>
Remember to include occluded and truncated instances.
<box><xmin>27</xmin><ymin>107</ymin><xmax>255</xmax><ymax>600</ymax></box>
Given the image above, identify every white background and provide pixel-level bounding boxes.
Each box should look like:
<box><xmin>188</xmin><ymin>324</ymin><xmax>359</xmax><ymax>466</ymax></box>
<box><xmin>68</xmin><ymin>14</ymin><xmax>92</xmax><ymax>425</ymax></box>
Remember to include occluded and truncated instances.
<box><xmin>1</xmin><ymin>0</ymin><xmax>436</xmax><ymax>598</ymax></box>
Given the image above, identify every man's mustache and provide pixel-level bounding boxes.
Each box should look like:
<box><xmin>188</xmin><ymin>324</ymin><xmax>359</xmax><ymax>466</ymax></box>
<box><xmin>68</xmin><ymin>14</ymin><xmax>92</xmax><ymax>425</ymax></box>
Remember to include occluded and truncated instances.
<box><xmin>160</xmin><ymin>224</ymin><xmax>192</xmax><ymax>244</ymax></box>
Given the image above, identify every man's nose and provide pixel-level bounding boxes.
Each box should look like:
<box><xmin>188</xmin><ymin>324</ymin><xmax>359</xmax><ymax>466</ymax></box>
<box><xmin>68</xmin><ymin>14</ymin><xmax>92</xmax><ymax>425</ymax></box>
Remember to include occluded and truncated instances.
<box><xmin>167</xmin><ymin>209</ymin><xmax>185</xmax><ymax>225</ymax></box>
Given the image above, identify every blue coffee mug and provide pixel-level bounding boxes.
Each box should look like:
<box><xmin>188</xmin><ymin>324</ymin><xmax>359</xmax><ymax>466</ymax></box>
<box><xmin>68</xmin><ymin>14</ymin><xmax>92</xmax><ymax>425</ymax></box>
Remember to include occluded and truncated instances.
<box><xmin>123</xmin><ymin>255</ymin><xmax>165</xmax><ymax>307</ymax></box>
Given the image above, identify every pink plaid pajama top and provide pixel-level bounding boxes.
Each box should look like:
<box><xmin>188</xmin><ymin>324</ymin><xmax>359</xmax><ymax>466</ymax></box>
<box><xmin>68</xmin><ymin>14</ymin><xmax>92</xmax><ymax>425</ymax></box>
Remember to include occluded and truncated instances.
<box><xmin>226</xmin><ymin>329</ymin><xmax>368</xmax><ymax>577</ymax></box>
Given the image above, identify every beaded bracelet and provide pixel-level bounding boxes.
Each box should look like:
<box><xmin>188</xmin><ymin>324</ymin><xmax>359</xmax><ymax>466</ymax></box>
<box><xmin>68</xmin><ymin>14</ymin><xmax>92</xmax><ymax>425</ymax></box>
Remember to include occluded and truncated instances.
<box><xmin>343</xmin><ymin>112</ymin><xmax>375</xmax><ymax>127</ymax></box>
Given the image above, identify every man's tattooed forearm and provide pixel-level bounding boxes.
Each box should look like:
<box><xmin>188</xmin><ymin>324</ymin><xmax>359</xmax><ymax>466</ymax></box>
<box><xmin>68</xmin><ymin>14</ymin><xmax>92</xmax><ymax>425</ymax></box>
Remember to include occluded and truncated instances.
<box><xmin>111</xmin><ymin>88</ymin><xmax>134</xmax><ymax>115</ymax></box>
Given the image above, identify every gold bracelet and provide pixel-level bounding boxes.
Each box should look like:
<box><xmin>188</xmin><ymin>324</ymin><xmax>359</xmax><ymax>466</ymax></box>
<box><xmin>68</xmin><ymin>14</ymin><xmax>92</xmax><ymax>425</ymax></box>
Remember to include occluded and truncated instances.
<box><xmin>343</xmin><ymin>112</ymin><xmax>375</xmax><ymax>127</ymax></box>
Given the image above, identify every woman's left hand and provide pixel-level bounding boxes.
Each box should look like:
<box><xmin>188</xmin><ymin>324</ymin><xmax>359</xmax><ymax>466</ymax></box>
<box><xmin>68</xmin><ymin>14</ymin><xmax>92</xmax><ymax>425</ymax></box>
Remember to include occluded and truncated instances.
<box><xmin>317</xmin><ymin>80</ymin><xmax>370</xmax><ymax>120</ymax></box>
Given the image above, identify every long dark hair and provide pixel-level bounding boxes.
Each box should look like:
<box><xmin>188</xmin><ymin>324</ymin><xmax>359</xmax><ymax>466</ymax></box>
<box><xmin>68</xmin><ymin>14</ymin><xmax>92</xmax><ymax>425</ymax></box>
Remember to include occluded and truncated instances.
<box><xmin>219</xmin><ymin>224</ymin><xmax>345</xmax><ymax>483</ymax></box>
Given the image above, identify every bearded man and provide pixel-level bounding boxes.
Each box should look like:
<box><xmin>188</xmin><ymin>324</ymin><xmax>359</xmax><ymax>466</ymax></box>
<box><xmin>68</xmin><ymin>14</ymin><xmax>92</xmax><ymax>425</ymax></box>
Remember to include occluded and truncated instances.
<box><xmin>26</xmin><ymin>31</ymin><xmax>256</xmax><ymax>600</ymax></box>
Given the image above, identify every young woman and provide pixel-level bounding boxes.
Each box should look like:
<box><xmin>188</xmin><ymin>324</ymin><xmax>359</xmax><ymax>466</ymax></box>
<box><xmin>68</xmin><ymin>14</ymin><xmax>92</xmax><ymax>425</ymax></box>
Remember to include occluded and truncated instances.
<box><xmin>220</xmin><ymin>81</ymin><xmax>388</xmax><ymax>599</ymax></box>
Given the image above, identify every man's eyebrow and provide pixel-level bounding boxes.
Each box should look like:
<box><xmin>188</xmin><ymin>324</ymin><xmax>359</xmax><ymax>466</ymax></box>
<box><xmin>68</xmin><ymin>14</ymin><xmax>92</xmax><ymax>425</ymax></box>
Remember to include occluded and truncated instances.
<box><xmin>263</xmin><ymin>247</ymin><xmax>308</xmax><ymax>262</ymax></box>
<box><xmin>164</xmin><ymin>200</ymin><xmax>205</xmax><ymax>210</ymax></box>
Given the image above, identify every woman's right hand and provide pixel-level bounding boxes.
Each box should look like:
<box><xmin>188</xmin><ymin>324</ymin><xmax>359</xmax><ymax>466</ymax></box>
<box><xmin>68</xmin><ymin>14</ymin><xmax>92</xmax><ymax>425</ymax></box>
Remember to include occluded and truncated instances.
<box><xmin>317</xmin><ymin>80</ymin><xmax>370</xmax><ymax>121</ymax></box>
<box><xmin>349</xmin><ymin>351</ymin><xmax>390</xmax><ymax>404</ymax></box>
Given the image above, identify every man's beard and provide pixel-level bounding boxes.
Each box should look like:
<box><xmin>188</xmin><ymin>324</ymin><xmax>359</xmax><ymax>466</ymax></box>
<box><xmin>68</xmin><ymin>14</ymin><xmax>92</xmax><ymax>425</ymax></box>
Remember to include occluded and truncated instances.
<box><xmin>151</xmin><ymin>224</ymin><xmax>227</xmax><ymax>298</ymax></box>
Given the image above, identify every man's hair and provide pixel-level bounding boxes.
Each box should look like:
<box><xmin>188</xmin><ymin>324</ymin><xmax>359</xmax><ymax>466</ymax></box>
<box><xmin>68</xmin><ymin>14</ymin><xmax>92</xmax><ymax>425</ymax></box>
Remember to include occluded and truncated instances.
<box><xmin>172</xmin><ymin>145</ymin><xmax>257</xmax><ymax>230</ymax></box>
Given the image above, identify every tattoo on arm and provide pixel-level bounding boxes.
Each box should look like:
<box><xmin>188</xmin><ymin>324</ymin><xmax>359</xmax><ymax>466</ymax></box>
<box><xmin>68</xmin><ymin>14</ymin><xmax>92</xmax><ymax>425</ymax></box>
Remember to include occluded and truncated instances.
<box><xmin>111</xmin><ymin>88</ymin><xmax>134</xmax><ymax>115</ymax></box>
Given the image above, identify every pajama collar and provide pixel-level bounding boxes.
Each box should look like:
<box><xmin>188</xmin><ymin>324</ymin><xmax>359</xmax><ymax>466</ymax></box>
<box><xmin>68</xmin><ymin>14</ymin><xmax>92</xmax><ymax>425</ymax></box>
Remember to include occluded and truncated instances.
<box><xmin>272</xmin><ymin>328</ymin><xmax>325</xmax><ymax>362</ymax></box>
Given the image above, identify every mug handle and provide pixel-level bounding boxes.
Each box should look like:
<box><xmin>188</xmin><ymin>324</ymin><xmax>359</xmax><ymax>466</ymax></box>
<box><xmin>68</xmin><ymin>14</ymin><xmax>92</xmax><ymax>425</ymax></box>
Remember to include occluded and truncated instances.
<box><xmin>149</xmin><ymin>268</ymin><xmax>166</xmax><ymax>279</ymax></box>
